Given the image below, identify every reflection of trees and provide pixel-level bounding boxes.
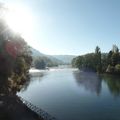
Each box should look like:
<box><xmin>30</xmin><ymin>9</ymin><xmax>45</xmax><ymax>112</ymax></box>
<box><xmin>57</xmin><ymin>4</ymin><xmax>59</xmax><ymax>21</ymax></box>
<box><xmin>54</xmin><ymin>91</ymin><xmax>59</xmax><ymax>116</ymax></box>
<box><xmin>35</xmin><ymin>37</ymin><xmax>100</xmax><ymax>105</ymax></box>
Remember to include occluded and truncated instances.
<box><xmin>102</xmin><ymin>74</ymin><xmax>120</xmax><ymax>97</ymax></box>
<box><xmin>73</xmin><ymin>71</ymin><xmax>102</xmax><ymax>95</ymax></box>
<box><xmin>20</xmin><ymin>72</ymin><xmax>45</xmax><ymax>92</ymax></box>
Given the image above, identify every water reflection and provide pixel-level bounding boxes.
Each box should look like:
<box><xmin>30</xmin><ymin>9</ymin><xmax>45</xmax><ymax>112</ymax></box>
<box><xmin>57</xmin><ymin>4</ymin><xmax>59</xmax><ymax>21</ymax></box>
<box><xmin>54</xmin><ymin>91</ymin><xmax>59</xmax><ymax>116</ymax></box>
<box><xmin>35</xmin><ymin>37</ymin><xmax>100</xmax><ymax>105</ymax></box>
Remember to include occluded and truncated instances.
<box><xmin>18</xmin><ymin>69</ymin><xmax>120</xmax><ymax>120</ymax></box>
<box><xmin>73</xmin><ymin>71</ymin><xmax>102</xmax><ymax>95</ymax></box>
<box><xmin>102</xmin><ymin>74</ymin><xmax>120</xmax><ymax>97</ymax></box>
<box><xmin>20</xmin><ymin>72</ymin><xmax>46</xmax><ymax>92</ymax></box>
<box><xmin>73</xmin><ymin>70</ymin><xmax>120</xmax><ymax>97</ymax></box>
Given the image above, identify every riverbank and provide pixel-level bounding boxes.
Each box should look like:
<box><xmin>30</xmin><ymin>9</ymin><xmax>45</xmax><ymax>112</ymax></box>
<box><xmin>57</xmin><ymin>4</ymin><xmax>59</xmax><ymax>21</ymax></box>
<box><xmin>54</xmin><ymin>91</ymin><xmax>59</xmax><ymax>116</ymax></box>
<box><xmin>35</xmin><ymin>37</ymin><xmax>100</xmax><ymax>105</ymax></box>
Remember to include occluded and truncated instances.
<box><xmin>0</xmin><ymin>95</ymin><xmax>43</xmax><ymax>120</ymax></box>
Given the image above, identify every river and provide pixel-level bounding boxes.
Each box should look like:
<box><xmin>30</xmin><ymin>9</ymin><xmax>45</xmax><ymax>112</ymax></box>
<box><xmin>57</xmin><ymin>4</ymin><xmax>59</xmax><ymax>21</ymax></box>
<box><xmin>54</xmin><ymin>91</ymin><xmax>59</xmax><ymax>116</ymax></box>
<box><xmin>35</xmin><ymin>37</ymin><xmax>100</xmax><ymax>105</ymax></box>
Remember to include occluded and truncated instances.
<box><xmin>18</xmin><ymin>68</ymin><xmax>120</xmax><ymax>120</ymax></box>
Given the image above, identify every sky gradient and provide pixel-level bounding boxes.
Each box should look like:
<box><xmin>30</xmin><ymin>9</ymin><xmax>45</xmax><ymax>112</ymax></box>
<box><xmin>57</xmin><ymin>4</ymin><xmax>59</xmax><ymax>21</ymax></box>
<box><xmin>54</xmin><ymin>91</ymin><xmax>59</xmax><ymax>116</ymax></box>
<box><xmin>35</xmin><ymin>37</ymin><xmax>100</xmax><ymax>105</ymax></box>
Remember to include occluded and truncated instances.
<box><xmin>1</xmin><ymin>0</ymin><xmax>120</xmax><ymax>55</ymax></box>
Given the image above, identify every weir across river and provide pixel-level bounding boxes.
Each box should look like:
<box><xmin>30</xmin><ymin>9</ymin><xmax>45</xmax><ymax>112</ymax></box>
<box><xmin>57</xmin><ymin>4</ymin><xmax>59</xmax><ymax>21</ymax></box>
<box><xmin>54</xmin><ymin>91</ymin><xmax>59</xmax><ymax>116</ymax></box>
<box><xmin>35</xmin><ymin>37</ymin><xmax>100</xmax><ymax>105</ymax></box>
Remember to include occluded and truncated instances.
<box><xmin>19</xmin><ymin>97</ymin><xmax>56</xmax><ymax>120</ymax></box>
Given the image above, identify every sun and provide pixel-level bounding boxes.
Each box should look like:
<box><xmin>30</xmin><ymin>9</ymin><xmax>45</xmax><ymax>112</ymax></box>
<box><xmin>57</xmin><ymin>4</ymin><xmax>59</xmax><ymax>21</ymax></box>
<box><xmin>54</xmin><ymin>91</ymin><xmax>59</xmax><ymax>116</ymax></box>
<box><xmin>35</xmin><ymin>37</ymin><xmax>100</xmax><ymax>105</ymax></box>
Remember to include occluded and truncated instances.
<box><xmin>4</xmin><ymin>4</ymin><xmax>33</xmax><ymax>44</ymax></box>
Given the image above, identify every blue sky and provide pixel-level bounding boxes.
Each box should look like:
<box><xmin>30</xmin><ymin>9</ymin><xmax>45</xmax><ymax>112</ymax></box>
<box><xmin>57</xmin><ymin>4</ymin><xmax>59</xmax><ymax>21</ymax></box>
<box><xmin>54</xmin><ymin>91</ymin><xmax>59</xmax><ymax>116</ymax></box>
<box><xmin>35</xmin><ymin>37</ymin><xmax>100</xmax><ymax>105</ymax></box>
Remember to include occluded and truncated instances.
<box><xmin>1</xmin><ymin>0</ymin><xmax>120</xmax><ymax>55</ymax></box>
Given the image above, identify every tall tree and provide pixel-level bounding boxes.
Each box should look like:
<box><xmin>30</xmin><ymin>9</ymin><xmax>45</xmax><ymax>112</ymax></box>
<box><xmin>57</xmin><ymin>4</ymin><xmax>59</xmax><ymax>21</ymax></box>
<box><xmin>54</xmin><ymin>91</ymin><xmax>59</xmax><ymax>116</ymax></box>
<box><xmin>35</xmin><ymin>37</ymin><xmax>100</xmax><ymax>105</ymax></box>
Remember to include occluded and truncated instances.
<box><xmin>112</xmin><ymin>44</ymin><xmax>119</xmax><ymax>53</ymax></box>
<box><xmin>111</xmin><ymin>45</ymin><xmax>120</xmax><ymax>66</ymax></box>
<box><xmin>95</xmin><ymin>46</ymin><xmax>102</xmax><ymax>73</ymax></box>
<box><xmin>0</xmin><ymin>4</ymin><xmax>32</xmax><ymax>94</ymax></box>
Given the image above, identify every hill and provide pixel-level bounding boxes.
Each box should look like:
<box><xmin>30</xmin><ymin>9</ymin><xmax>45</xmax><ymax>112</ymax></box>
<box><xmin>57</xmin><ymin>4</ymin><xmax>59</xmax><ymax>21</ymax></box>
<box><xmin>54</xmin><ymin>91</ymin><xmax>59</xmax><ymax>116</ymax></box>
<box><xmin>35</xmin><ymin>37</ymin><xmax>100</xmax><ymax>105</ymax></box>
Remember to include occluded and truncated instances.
<box><xmin>30</xmin><ymin>47</ymin><xmax>63</xmax><ymax>66</ymax></box>
<box><xmin>53</xmin><ymin>55</ymin><xmax>76</xmax><ymax>64</ymax></box>
<box><xmin>30</xmin><ymin>47</ymin><xmax>76</xmax><ymax>65</ymax></box>
<box><xmin>30</xmin><ymin>47</ymin><xmax>44</xmax><ymax>57</ymax></box>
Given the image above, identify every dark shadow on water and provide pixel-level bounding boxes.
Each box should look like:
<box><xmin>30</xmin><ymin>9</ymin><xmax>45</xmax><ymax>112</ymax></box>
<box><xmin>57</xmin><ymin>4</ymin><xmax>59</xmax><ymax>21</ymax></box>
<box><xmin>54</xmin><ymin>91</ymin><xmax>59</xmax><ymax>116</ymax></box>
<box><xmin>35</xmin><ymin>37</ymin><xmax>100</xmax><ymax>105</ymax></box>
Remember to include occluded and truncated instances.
<box><xmin>73</xmin><ymin>70</ymin><xmax>120</xmax><ymax>97</ymax></box>
<box><xmin>20</xmin><ymin>72</ymin><xmax>46</xmax><ymax>92</ymax></box>
<box><xmin>73</xmin><ymin>71</ymin><xmax>102</xmax><ymax>95</ymax></box>
<box><xmin>101</xmin><ymin>74</ymin><xmax>120</xmax><ymax>97</ymax></box>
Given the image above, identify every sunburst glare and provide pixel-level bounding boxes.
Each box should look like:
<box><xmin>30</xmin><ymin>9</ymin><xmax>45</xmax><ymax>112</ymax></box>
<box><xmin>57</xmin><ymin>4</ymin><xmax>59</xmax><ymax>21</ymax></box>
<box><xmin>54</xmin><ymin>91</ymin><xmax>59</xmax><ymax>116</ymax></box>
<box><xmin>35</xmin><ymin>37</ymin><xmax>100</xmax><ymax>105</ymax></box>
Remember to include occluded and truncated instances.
<box><xmin>4</xmin><ymin>4</ymin><xmax>33</xmax><ymax>44</ymax></box>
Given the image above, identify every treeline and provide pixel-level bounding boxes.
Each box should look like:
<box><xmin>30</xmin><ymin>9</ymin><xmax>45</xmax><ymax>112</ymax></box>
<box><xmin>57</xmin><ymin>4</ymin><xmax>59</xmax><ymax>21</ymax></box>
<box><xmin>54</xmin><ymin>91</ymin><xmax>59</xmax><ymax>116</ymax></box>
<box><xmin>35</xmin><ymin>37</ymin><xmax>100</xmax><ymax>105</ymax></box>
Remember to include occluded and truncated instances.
<box><xmin>0</xmin><ymin>5</ymin><xmax>32</xmax><ymax>94</ymax></box>
<box><xmin>32</xmin><ymin>56</ymin><xmax>59</xmax><ymax>69</ymax></box>
<box><xmin>72</xmin><ymin>45</ymin><xmax>120</xmax><ymax>74</ymax></box>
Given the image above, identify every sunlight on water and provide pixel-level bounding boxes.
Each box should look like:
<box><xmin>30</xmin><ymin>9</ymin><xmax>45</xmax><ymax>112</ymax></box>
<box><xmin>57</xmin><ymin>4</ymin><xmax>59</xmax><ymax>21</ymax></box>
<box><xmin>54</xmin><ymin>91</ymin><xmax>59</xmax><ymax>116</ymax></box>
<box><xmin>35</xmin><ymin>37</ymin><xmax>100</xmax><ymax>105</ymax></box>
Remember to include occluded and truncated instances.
<box><xmin>18</xmin><ymin>69</ymin><xmax>120</xmax><ymax>120</ymax></box>
<box><xmin>29</xmin><ymin>68</ymin><xmax>46</xmax><ymax>73</ymax></box>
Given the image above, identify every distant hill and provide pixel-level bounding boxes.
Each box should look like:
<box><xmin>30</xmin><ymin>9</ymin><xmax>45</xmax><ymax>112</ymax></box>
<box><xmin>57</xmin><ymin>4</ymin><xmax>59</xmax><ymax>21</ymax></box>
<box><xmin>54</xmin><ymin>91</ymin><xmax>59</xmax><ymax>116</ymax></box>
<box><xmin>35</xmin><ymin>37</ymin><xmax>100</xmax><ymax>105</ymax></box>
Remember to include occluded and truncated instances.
<box><xmin>46</xmin><ymin>55</ymin><xmax>64</xmax><ymax>65</ymax></box>
<box><xmin>30</xmin><ymin>47</ymin><xmax>44</xmax><ymax>57</ymax></box>
<box><xmin>30</xmin><ymin>47</ymin><xmax>76</xmax><ymax>65</ymax></box>
<box><xmin>53</xmin><ymin>55</ymin><xmax>76</xmax><ymax>64</ymax></box>
<box><xmin>30</xmin><ymin>47</ymin><xmax>63</xmax><ymax>66</ymax></box>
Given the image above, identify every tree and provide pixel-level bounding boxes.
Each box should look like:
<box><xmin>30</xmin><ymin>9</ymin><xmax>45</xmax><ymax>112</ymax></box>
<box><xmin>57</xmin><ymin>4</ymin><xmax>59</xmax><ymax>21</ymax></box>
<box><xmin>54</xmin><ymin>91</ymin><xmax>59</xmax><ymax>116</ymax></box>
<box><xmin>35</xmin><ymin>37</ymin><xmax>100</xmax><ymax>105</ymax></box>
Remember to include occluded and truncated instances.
<box><xmin>72</xmin><ymin>45</ymin><xmax>120</xmax><ymax>74</ymax></box>
<box><xmin>112</xmin><ymin>44</ymin><xmax>119</xmax><ymax>53</ymax></box>
<box><xmin>103</xmin><ymin>74</ymin><xmax>120</xmax><ymax>96</ymax></box>
<box><xmin>115</xmin><ymin>64</ymin><xmax>120</xmax><ymax>73</ymax></box>
<box><xmin>72</xmin><ymin>53</ymin><xmax>96</xmax><ymax>71</ymax></box>
<box><xmin>95</xmin><ymin>46</ymin><xmax>102</xmax><ymax>73</ymax></box>
<box><xmin>34</xmin><ymin>57</ymin><xmax>46</xmax><ymax>69</ymax></box>
<box><xmin>0</xmin><ymin>5</ymin><xmax>32</xmax><ymax>94</ymax></box>
<box><xmin>107</xmin><ymin>50</ymin><xmax>113</xmax><ymax>65</ymax></box>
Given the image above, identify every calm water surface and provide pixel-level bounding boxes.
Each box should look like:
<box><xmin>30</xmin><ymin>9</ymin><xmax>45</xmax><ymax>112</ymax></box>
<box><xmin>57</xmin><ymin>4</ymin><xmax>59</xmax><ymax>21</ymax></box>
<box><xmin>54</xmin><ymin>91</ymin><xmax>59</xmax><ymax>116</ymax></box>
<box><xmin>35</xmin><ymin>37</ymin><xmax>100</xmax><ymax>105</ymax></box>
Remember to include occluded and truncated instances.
<box><xmin>18</xmin><ymin>69</ymin><xmax>120</xmax><ymax>120</ymax></box>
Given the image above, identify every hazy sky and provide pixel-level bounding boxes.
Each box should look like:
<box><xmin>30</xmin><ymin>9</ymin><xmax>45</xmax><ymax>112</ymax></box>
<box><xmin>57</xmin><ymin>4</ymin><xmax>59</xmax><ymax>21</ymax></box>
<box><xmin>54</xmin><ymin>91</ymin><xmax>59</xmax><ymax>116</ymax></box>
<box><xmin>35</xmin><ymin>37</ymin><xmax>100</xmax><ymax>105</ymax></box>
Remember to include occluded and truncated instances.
<box><xmin>1</xmin><ymin>0</ymin><xmax>120</xmax><ymax>55</ymax></box>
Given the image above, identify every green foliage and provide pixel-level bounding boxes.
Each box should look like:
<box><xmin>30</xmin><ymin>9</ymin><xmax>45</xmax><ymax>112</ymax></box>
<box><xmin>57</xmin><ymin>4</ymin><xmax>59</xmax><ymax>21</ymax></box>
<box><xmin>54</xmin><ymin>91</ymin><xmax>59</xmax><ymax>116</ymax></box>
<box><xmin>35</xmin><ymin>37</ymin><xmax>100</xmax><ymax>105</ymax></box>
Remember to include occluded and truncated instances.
<box><xmin>111</xmin><ymin>53</ymin><xmax>120</xmax><ymax>66</ymax></box>
<box><xmin>103</xmin><ymin>74</ymin><xmax>120</xmax><ymax>96</ymax></box>
<box><xmin>72</xmin><ymin>46</ymin><xmax>102</xmax><ymax>72</ymax></box>
<box><xmin>32</xmin><ymin>56</ymin><xmax>59</xmax><ymax>68</ymax></box>
<box><xmin>106</xmin><ymin>65</ymin><xmax>114</xmax><ymax>73</ymax></box>
<box><xmin>94</xmin><ymin>46</ymin><xmax>102</xmax><ymax>73</ymax></box>
<box><xmin>115</xmin><ymin>64</ymin><xmax>120</xmax><ymax>73</ymax></box>
<box><xmin>0</xmin><ymin>5</ymin><xmax>32</xmax><ymax>94</ymax></box>
<box><xmin>101</xmin><ymin>53</ymin><xmax>108</xmax><ymax>72</ymax></box>
<box><xmin>95</xmin><ymin>46</ymin><xmax>100</xmax><ymax>54</ymax></box>
<box><xmin>107</xmin><ymin>51</ymin><xmax>113</xmax><ymax>65</ymax></box>
<box><xmin>72</xmin><ymin>53</ymin><xmax>96</xmax><ymax>71</ymax></box>
<box><xmin>112</xmin><ymin>44</ymin><xmax>119</xmax><ymax>53</ymax></box>
<box><xmin>34</xmin><ymin>57</ymin><xmax>46</xmax><ymax>69</ymax></box>
<box><xmin>72</xmin><ymin>45</ymin><xmax>120</xmax><ymax>74</ymax></box>
<box><xmin>72</xmin><ymin>56</ymin><xmax>84</xmax><ymax>69</ymax></box>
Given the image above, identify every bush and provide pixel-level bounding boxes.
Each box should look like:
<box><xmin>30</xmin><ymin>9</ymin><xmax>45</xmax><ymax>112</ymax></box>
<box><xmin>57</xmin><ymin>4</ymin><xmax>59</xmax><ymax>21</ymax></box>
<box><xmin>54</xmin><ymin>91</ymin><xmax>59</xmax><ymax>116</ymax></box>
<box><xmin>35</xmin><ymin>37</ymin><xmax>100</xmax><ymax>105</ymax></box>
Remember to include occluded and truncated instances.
<box><xmin>106</xmin><ymin>65</ymin><xmax>115</xmax><ymax>73</ymax></box>
<box><xmin>115</xmin><ymin>64</ymin><xmax>120</xmax><ymax>73</ymax></box>
<box><xmin>34</xmin><ymin>58</ymin><xmax>46</xmax><ymax>69</ymax></box>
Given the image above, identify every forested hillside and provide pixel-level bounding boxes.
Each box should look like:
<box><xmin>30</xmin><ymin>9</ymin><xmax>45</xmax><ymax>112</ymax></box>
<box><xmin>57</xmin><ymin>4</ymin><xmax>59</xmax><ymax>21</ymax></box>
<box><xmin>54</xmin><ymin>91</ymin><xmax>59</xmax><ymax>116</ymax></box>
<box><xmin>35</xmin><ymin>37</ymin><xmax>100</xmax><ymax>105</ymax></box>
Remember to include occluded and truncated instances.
<box><xmin>30</xmin><ymin>47</ymin><xmax>76</xmax><ymax>69</ymax></box>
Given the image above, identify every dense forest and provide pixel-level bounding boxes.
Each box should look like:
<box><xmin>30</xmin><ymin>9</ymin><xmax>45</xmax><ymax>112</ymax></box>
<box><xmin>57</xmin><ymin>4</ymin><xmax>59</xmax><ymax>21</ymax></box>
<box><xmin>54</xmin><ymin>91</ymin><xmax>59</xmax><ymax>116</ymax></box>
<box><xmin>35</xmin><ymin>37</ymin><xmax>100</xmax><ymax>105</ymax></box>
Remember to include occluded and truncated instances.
<box><xmin>0</xmin><ymin>5</ymin><xmax>32</xmax><ymax>94</ymax></box>
<box><xmin>72</xmin><ymin>45</ymin><xmax>120</xmax><ymax>74</ymax></box>
<box><xmin>32</xmin><ymin>56</ymin><xmax>60</xmax><ymax>69</ymax></box>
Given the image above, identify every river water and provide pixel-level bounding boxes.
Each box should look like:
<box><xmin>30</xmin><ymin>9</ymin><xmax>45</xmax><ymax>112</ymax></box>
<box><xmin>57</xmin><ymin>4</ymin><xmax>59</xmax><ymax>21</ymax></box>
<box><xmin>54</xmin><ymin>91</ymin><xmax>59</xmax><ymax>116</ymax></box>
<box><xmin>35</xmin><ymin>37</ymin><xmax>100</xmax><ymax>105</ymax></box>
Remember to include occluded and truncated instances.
<box><xmin>18</xmin><ymin>68</ymin><xmax>120</xmax><ymax>120</ymax></box>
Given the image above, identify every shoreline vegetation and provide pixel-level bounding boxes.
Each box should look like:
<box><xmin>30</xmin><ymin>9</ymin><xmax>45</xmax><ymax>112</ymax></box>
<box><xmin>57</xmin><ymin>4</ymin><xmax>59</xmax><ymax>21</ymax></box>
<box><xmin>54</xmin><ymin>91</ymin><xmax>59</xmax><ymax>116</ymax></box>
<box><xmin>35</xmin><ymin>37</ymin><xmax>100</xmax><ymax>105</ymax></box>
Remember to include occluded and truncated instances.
<box><xmin>0</xmin><ymin>4</ymin><xmax>45</xmax><ymax>120</ymax></box>
<box><xmin>0</xmin><ymin>3</ymin><xmax>120</xmax><ymax>120</ymax></box>
<box><xmin>72</xmin><ymin>45</ymin><xmax>120</xmax><ymax>75</ymax></box>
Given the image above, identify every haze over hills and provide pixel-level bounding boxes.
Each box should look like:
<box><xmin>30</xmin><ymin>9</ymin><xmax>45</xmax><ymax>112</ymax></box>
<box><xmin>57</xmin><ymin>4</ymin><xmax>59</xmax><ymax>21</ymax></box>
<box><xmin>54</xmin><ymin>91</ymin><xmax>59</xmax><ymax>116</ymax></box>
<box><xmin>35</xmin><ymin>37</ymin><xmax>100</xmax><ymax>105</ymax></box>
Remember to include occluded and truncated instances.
<box><xmin>30</xmin><ymin>47</ymin><xmax>45</xmax><ymax>57</ymax></box>
<box><xmin>30</xmin><ymin>47</ymin><xmax>76</xmax><ymax>64</ymax></box>
<box><xmin>53</xmin><ymin>55</ymin><xmax>76</xmax><ymax>64</ymax></box>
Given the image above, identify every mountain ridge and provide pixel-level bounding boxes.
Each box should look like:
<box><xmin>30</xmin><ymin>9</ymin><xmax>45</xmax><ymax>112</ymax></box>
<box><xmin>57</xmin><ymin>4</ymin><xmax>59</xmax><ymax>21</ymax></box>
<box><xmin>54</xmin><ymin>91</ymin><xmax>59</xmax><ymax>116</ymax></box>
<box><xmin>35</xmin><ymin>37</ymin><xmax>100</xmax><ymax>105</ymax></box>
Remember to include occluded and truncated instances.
<box><xmin>30</xmin><ymin>47</ymin><xmax>76</xmax><ymax>64</ymax></box>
